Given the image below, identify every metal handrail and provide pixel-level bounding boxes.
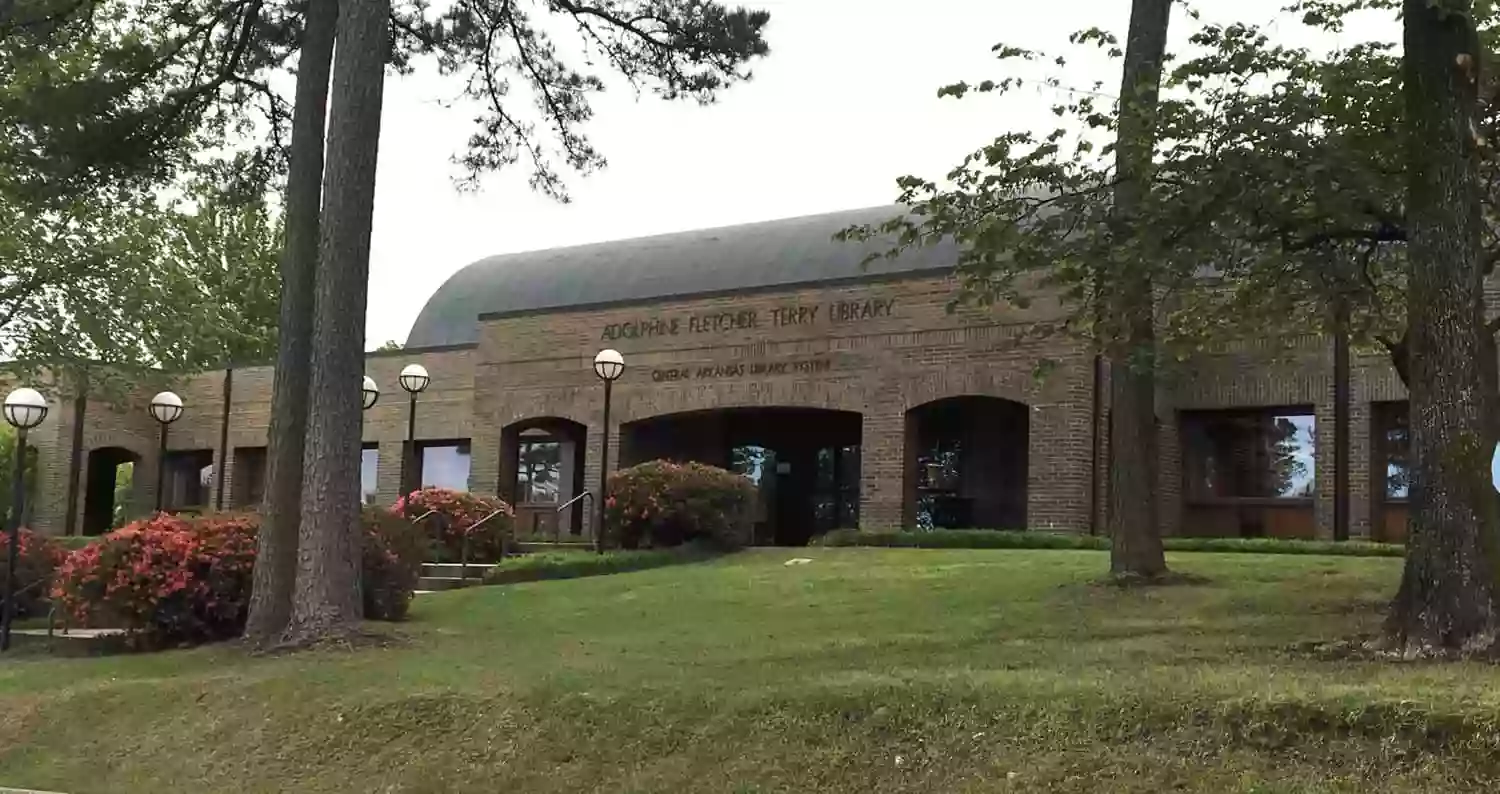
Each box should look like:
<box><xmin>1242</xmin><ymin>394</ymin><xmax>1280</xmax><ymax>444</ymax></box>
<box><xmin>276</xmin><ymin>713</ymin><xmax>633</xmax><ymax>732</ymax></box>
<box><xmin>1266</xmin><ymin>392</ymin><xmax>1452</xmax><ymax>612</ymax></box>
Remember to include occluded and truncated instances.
<box><xmin>459</xmin><ymin>508</ymin><xmax>509</xmax><ymax>581</ymax></box>
<box><xmin>556</xmin><ymin>490</ymin><xmax>593</xmax><ymax>512</ymax></box>
<box><xmin>557</xmin><ymin>490</ymin><xmax>595</xmax><ymax>544</ymax></box>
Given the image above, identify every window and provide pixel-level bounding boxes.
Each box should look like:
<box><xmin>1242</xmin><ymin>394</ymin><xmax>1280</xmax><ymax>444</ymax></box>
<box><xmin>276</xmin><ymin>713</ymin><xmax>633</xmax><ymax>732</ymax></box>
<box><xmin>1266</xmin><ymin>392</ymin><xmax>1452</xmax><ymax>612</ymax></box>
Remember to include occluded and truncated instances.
<box><xmin>1374</xmin><ymin>402</ymin><xmax>1409</xmax><ymax>501</ymax></box>
<box><xmin>418</xmin><ymin>440</ymin><xmax>471</xmax><ymax>491</ymax></box>
<box><xmin>1182</xmin><ymin>409</ymin><xmax>1316</xmax><ymax>500</ymax></box>
<box><xmin>232</xmin><ymin>447</ymin><xmax>267</xmax><ymax>508</ymax></box>
<box><xmin>814</xmin><ymin>445</ymin><xmax>860</xmax><ymax>531</ymax></box>
<box><xmin>164</xmin><ymin>449</ymin><xmax>216</xmax><ymax>510</ymax></box>
<box><xmin>517</xmin><ymin>434</ymin><xmax>562</xmax><ymax>504</ymax></box>
<box><xmin>361</xmin><ymin>446</ymin><xmax>380</xmax><ymax>505</ymax></box>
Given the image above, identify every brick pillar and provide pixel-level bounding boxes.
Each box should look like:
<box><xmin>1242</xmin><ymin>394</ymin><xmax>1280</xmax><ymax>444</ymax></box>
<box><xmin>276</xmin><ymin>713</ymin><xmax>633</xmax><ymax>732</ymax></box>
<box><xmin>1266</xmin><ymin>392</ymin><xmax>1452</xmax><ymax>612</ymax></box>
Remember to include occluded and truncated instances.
<box><xmin>214</xmin><ymin>446</ymin><xmax>235</xmax><ymax>512</ymax></box>
<box><xmin>28</xmin><ymin>398</ymin><xmax>75</xmax><ymax>535</ymax></box>
<box><xmin>859</xmin><ymin>406</ymin><xmax>905</xmax><ymax>530</ymax></box>
<box><xmin>1157</xmin><ymin>412</ymin><xmax>1182</xmax><ymax>537</ymax></box>
<box><xmin>1314</xmin><ymin>400</ymin><xmax>1335</xmax><ymax>540</ymax></box>
<box><xmin>581</xmin><ymin>423</ymin><xmax>620</xmax><ymax>541</ymax></box>
<box><xmin>1026</xmin><ymin>401</ymin><xmax>1092</xmax><ymax>532</ymax></box>
<box><xmin>468</xmin><ymin>432</ymin><xmax>500</xmax><ymax>498</ymax></box>
<box><xmin>1349</xmin><ymin>397</ymin><xmax>1373</xmax><ymax>539</ymax></box>
<box><xmin>376</xmin><ymin>442</ymin><xmax>405</xmax><ymax>506</ymax></box>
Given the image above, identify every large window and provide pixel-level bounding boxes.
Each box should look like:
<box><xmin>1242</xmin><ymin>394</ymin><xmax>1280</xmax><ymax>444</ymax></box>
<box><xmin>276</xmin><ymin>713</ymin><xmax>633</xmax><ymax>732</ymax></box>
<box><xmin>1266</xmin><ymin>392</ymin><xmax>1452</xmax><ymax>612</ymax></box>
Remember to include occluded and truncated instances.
<box><xmin>361</xmin><ymin>446</ymin><xmax>380</xmax><ymax>505</ymax></box>
<box><xmin>814</xmin><ymin>445</ymin><xmax>860</xmax><ymax>531</ymax></box>
<box><xmin>418</xmin><ymin>440</ymin><xmax>471</xmax><ymax>491</ymax></box>
<box><xmin>164</xmin><ymin>449</ymin><xmax>216</xmax><ymax>510</ymax></box>
<box><xmin>1182</xmin><ymin>408</ymin><xmax>1316</xmax><ymax>500</ymax></box>
<box><xmin>232</xmin><ymin>447</ymin><xmax>267</xmax><ymax>508</ymax></box>
<box><xmin>1374</xmin><ymin>402</ymin><xmax>1409</xmax><ymax>501</ymax></box>
<box><xmin>517</xmin><ymin>433</ymin><xmax>562</xmax><ymax>504</ymax></box>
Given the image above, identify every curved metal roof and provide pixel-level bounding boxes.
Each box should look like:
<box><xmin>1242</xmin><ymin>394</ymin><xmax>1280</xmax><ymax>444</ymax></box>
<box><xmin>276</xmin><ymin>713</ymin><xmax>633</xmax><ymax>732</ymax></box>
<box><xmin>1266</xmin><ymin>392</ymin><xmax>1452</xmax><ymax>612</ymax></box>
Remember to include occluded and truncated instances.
<box><xmin>404</xmin><ymin>205</ymin><xmax>956</xmax><ymax>348</ymax></box>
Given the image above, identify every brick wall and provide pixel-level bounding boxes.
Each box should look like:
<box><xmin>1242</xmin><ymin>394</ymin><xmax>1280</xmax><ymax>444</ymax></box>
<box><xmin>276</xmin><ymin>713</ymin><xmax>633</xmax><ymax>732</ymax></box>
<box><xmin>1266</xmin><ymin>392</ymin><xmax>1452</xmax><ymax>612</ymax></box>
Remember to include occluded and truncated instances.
<box><xmin>18</xmin><ymin>270</ymin><xmax>1422</xmax><ymax>542</ymax></box>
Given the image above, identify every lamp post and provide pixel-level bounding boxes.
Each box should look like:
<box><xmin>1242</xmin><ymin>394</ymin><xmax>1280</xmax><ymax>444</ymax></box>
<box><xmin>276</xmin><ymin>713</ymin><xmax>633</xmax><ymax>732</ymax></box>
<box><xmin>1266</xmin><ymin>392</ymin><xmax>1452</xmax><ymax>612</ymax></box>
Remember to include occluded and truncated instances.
<box><xmin>149</xmin><ymin>391</ymin><xmax>184</xmax><ymax>512</ymax></box>
<box><xmin>398</xmin><ymin>364</ymin><xmax>430</xmax><ymax>509</ymax></box>
<box><xmin>362</xmin><ymin>375</ymin><xmax>381</xmax><ymax>411</ymax></box>
<box><xmin>592</xmin><ymin>349</ymin><xmax>625</xmax><ymax>554</ymax></box>
<box><xmin>1</xmin><ymin>387</ymin><xmax>47</xmax><ymax>652</ymax></box>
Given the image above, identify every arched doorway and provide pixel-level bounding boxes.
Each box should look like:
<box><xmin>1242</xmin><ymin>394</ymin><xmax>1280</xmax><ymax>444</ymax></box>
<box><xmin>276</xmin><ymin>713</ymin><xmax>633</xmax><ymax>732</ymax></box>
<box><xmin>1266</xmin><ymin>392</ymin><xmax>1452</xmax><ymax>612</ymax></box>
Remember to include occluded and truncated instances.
<box><xmin>500</xmin><ymin>418</ymin><xmax>587</xmax><ymax>538</ymax></box>
<box><xmin>620</xmin><ymin>407</ymin><xmax>862</xmax><ymax>546</ymax></box>
<box><xmin>905</xmin><ymin>396</ymin><xmax>1029</xmax><ymax>529</ymax></box>
<box><xmin>83</xmin><ymin>447</ymin><xmax>142</xmax><ymax>535</ymax></box>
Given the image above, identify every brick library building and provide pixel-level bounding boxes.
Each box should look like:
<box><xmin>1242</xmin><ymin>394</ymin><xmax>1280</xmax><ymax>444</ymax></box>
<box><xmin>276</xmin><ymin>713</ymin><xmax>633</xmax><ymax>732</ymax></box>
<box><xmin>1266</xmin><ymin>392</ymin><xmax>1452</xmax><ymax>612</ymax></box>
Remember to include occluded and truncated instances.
<box><xmin>17</xmin><ymin>207</ymin><xmax>1414</xmax><ymax>545</ymax></box>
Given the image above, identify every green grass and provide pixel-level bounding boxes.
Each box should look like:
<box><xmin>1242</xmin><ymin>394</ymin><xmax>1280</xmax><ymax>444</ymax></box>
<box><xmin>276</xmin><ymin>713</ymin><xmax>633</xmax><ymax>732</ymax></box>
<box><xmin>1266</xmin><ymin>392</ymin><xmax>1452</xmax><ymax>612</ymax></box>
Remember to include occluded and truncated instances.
<box><xmin>818</xmin><ymin>528</ymin><xmax>1406</xmax><ymax>557</ymax></box>
<box><xmin>4</xmin><ymin>549</ymin><xmax>1500</xmax><ymax>792</ymax></box>
<box><xmin>483</xmin><ymin>545</ymin><xmax>720</xmax><ymax>585</ymax></box>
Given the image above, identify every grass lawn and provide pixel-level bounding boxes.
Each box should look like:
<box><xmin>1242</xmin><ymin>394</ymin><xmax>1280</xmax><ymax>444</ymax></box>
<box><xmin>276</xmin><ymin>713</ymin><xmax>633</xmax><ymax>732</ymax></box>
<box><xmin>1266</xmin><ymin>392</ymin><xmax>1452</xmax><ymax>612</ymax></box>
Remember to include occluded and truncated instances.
<box><xmin>3</xmin><ymin>548</ymin><xmax>1500</xmax><ymax>793</ymax></box>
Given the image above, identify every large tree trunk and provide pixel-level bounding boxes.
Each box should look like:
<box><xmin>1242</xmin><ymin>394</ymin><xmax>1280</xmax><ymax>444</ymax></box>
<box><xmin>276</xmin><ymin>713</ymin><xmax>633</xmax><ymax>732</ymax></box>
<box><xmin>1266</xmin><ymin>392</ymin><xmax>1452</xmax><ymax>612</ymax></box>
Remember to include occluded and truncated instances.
<box><xmin>243</xmin><ymin>0</ymin><xmax>339</xmax><ymax>648</ymax></box>
<box><xmin>1385</xmin><ymin>0</ymin><xmax>1500</xmax><ymax>655</ymax></box>
<box><xmin>1106</xmin><ymin>0</ymin><xmax>1172</xmax><ymax>578</ymax></box>
<box><xmin>281</xmin><ymin>0</ymin><xmax>390</xmax><ymax>645</ymax></box>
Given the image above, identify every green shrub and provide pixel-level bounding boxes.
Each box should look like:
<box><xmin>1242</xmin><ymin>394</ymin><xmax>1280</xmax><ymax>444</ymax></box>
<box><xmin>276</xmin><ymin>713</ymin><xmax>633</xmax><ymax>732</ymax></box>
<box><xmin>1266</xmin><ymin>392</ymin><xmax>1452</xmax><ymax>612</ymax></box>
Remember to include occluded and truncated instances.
<box><xmin>815</xmin><ymin>528</ymin><xmax>1405</xmax><ymax>557</ymax></box>
<box><xmin>483</xmin><ymin>544</ymin><xmax>719</xmax><ymax>585</ymax></box>
<box><xmin>53</xmin><ymin>510</ymin><xmax>426</xmax><ymax>645</ymax></box>
<box><xmin>393</xmin><ymin>488</ymin><xmax>514</xmax><ymax>563</ymax></box>
<box><xmin>605</xmin><ymin>460</ymin><xmax>756</xmax><ymax>549</ymax></box>
<box><xmin>0</xmin><ymin>528</ymin><xmax>65</xmax><ymax>619</ymax></box>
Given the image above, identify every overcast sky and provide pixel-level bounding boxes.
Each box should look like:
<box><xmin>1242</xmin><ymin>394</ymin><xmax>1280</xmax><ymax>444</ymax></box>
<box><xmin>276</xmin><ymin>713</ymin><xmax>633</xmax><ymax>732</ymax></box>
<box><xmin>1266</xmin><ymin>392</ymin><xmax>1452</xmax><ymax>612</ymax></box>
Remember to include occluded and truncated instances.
<box><xmin>362</xmin><ymin>0</ymin><xmax>1397</xmax><ymax>347</ymax></box>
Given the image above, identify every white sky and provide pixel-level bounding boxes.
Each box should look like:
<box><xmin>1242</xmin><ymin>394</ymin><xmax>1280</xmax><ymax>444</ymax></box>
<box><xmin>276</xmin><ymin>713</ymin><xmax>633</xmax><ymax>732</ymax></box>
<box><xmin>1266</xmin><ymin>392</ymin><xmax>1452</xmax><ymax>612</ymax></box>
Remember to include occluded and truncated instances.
<box><xmin>362</xmin><ymin>0</ymin><xmax>1397</xmax><ymax>347</ymax></box>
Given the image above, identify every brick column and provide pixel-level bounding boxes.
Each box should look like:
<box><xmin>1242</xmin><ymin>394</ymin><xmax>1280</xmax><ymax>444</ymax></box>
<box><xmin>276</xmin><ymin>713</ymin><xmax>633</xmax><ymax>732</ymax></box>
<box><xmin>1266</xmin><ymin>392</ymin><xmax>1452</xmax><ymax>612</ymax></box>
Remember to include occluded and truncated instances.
<box><xmin>1349</xmin><ymin>397</ymin><xmax>1373</xmax><ymax>539</ymax></box>
<box><xmin>1314</xmin><ymin>400</ymin><xmax>1335</xmax><ymax>540</ymax></box>
<box><xmin>1157</xmin><ymin>412</ymin><xmax>1182</xmax><ymax>537</ymax></box>
<box><xmin>468</xmin><ymin>433</ymin><xmax>500</xmax><ymax>497</ymax></box>
<box><xmin>1026</xmin><ymin>401</ymin><xmax>1092</xmax><ymax>532</ymax></box>
<box><xmin>859</xmin><ymin>406</ymin><xmax>905</xmax><ymax>530</ymax></box>
<box><xmin>581</xmin><ymin>423</ymin><xmax>620</xmax><ymax>541</ymax></box>
<box><xmin>376</xmin><ymin>442</ymin><xmax>405</xmax><ymax>506</ymax></box>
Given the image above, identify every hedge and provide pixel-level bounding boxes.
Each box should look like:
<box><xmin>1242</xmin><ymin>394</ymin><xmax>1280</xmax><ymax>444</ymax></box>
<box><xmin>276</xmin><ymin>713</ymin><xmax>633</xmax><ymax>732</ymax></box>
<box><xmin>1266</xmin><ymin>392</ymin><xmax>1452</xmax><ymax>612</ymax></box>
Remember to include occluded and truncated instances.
<box><xmin>815</xmin><ymin>529</ymin><xmax>1406</xmax><ymax>557</ymax></box>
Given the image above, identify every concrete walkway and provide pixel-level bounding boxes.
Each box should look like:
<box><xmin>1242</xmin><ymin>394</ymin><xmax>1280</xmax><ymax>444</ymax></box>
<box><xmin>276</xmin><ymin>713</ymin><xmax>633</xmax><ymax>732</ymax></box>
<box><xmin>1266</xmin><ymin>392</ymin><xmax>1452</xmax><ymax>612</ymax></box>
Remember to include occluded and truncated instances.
<box><xmin>11</xmin><ymin>628</ymin><xmax>125</xmax><ymax>638</ymax></box>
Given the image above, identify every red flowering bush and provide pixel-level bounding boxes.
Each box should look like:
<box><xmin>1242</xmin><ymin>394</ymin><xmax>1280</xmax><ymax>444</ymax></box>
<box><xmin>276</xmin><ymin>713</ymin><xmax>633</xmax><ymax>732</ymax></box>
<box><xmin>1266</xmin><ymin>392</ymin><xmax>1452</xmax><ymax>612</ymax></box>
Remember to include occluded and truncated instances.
<box><xmin>361</xmin><ymin>507</ymin><xmax>424</xmax><ymax>621</ymax></box>
<box><xmin>604</xmin><ymin>460</ymin><xmax>756</xmax><ymax>550</ymax></box>
<box><xmin>53</xmin><ymin>510</ymin><xmax>424</xmax><ymax>645</ymax></box>
<box><xmin>391</xmin><ymin>488</ymin><xmax>514</xmax><ymax>563</ymax></box>
<box><xmin>53</xmin><ymin>513</ymin><xmax>256</xmax><ymax>643</ymax></box>
<box><xmin>0</xmin><ymin>528</ymin><xmax>65</xmax><ymax>619</ymax></box>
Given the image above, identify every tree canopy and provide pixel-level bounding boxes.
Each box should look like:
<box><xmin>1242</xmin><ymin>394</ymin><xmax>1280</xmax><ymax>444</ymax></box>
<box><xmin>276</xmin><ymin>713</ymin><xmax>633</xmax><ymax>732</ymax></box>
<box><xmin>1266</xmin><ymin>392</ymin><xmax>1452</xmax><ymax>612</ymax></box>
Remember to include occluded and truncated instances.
<box><xmin>840</xmin><ymin>3</ymin><xmax>1499</xmax><ymax>382</ymax></box>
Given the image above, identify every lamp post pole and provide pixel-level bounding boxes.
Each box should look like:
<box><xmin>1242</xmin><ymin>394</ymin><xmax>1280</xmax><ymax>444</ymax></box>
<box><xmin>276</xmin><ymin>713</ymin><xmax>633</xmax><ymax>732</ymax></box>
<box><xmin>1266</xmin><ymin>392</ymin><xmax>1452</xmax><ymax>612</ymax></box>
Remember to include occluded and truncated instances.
<box><xmin>592</xmin><ymin>349</ymin><xmax>625</xmax><ymax>554</ymax></box>
<box><xmin>2</xmin><ymin>387</ymin><xmax>48</xmax><ymax>653</ymax></box>
<box><xmin>598</xmin><ymin>377</ymin><xmax>611</xmax><ymax>555</ymax></box>
<box><xmin>149</xmin><ymin>391</ymin><xmax>184</xmax><ymax>513</ymax></box>
<box><xmin>397</xmin><ymin>364</ymin><xmax>430</xmax><ymax>517</ymax></box>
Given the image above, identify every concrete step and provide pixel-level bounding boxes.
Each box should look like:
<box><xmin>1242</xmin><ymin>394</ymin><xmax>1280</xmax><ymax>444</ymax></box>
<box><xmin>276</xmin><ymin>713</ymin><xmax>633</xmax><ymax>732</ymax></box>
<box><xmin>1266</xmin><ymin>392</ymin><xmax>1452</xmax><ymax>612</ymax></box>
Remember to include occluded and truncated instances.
<box><xmin>420</xmin><ymin>562</ymin><xmax>490</xmax><ymax>579</ymax></box>
<box><xmin>516</xmin><ymin>541</ymin><xmax>595</xmax><ymax>553</ymax></box>
<box><xmin>417</xmin><ymin>576</ymin><xmax>477</xmax><ymax>592</ymax></box>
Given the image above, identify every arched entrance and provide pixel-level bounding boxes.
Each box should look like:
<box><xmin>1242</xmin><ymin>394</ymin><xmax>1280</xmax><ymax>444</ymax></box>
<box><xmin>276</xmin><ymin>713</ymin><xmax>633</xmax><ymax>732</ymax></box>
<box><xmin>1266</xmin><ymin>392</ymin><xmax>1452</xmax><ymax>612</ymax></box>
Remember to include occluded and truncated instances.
<box><xmin>905</xmin><ymin>396</ymin><xmax>1029</xmax><ymax>529</ymax></box>
<box><xmin>620</xmin><ymin>407</ymin><xmax>862</xmax><ymax>546</ymax></box>
<box><xmin>499</xmin><ymin>418</ymin><xmax>587</xmax><ymax>538</ymax></box>
<box><xmin>83</xmin><ymin>446</ymin><xmax>142</xmax><ymax>535</ymax></box>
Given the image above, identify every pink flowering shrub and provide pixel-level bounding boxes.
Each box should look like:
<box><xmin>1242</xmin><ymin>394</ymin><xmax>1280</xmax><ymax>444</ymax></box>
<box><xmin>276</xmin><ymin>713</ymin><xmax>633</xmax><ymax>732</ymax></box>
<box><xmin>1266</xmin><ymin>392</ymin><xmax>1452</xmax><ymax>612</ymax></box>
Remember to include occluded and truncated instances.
<box><xmin>392</xmin><ymin>488</ymin><xmax>514</xmax><ymax>563</ymax></box>
<box><xmin>0</xmin><ymin>528</ymin><xmax>65</xmax><ymax>619</ymax></box>
<box><xmin>53</xmin><ymin>509</ymin><xmax>423</xmax><ymax>644</ymax></box>
<box><xmin>604</xmin><ymin>460</ymin><xmax>756</xmax><ymax>550</ymax></box>
<box><xmin>53</xmin><ymin>513</ymin><xmax>255</xmax><ymax>643</ymax></box>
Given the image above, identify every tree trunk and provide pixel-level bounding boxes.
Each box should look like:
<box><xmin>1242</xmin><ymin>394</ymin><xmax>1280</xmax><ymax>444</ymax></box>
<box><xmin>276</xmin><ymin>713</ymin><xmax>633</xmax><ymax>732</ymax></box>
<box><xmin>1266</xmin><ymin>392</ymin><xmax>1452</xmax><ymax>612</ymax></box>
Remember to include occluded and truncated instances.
<box><xmin>281</xmin><ymin>0</ymin><xmax>390</xmax><ymax>645</ymax></box>
<box><xmin>1384</xmin><ymin>0</ymin><xmax>1500</xmax><ymax>655</ymax></box>
<box><xmin>243</xmin><ymin>0</ymin><xmax>338</xmax><ymax>648</ymax></box>
<box><xmin>1106</xmin><ymin>0</ymin><xmax>1172</xmax><ymax>578</ymax></box>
